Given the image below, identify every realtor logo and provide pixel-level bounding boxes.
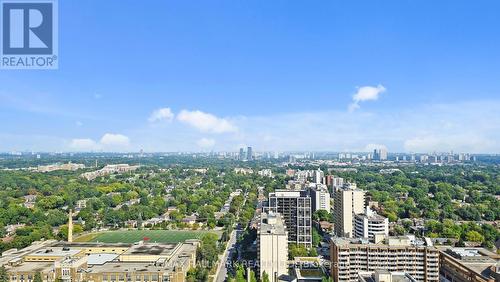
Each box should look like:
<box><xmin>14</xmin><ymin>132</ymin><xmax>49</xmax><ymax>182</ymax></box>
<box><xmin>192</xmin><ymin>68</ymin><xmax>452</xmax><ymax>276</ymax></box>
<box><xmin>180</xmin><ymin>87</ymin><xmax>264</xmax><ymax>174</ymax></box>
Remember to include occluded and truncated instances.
<box><xmin>1</xmin><ymin>0</ymin><xmax>58</xmax><ymax>69</ymax></box>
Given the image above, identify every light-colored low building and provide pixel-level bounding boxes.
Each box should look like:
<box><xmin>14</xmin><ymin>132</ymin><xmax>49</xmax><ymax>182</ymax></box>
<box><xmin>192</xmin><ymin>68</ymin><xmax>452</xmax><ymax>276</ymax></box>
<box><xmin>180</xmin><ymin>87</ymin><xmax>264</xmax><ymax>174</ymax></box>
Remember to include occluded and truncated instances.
<box><xmin>81</xmin><ymin>164</ymin><xmax>139</xmax><ymax>181</ymax></box>
<box><xmin>258</xmin><ymin>212</ymin><xmax>288</xmax><ymax>282</ymax></box>
<box><xmin>1</xmin><ymin>240</ymin><xmax>199</xmax><ymax>282</ymax></box>
<box><xmin>438</xmin><ymin>247</ymin><xmax>500</xmax><ymax>282</ymax></box>
<box><xmin>37</xmin><ymin>163</ymin><xmax>85</xmax><ymax>173</ymax></box>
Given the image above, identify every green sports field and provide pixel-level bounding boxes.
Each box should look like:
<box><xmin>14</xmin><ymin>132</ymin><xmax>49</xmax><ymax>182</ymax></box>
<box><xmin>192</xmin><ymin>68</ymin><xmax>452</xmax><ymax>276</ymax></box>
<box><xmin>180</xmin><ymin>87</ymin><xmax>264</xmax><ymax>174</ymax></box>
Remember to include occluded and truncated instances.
<box><xmin>75</xmin><ymin>230</ymin><xmax>216</xmax><ymax>244</ymax></box>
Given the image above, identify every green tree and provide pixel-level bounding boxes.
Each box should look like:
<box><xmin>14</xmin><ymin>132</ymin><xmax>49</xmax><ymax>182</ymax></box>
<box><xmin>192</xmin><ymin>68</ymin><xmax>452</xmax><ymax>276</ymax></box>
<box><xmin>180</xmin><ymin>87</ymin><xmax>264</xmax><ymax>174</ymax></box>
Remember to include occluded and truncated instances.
<box><xmin>261</xmin><ymin>271</ymin><xmax>270</xmax><ymax>282</ymax></box>
<box><xmin>234</xmin><ymin>264</ymin><xmax>246</xmax><ymax>282</ymax></box>
<box><xmin>198</xmin><ymin>233</ymin><xmax>219</xmax><ymax>267</ymax></box>
<box><xmin>0</xmin><ymin>266</ymin><xmax>8</xmax><ymax>282</ymax></box>
<box><xmin>312</xmin><ymin>228</ymin><xmax>322</xmax><ymax>246</ymax></box>
<box><xmin>33</xmin><ymin>272</ymin><xmax>42</xmax><ymax>282</ymax></box>
<box><xmin>313</xmin><ymin>210</ymin><xmax>330</xmax><ymax>222</ymax></box>
<box><xmin>465</xmin><ymin>230</ymin><xmax>484</xmax><ymax>242</ymax></box>
<box><xmin>289</xmin><ymin>243</ymin><xmax>308</xmax><ymax>259</ymax></box>
<box><xmin>308</xmin><ymin>248</ymin><xmax>318</xmax><ymax>257</ymax></box>
<box><xmin>249</xmin><ymin>269</ymin><xmax>257</xmax><ymax>282</ymax></box>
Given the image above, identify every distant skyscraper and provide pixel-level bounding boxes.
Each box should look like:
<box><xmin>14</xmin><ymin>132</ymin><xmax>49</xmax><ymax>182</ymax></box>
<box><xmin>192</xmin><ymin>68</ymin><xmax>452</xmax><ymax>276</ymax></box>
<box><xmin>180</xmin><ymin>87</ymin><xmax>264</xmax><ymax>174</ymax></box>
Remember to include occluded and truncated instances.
<box><xmin>379</xmin><ymin>148</ymin><xmax>388</xmax><ymax>160</ymax></box>
<box><xmin>239</xmin><ymin>148</ymin><xmax>245</xmax><ymax>160</ymax></box>
<box><xmin>247</xmin><ymin>146</ymin><xmax>253</xmax><ymax>161</ymax></box>
<box><xmin>373</xmin><ymin>148</ymin><xmax>388</xmax><ymax>161</ymax></box>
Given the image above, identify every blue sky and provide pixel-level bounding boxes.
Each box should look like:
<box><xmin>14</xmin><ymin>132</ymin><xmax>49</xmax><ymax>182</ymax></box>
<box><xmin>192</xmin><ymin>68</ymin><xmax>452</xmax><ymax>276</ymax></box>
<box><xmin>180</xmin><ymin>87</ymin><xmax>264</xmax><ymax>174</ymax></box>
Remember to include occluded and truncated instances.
<box><xmin>1</xmin><ymin>0</ymin><xmax>500</xmax><ymax>153</ymax></box>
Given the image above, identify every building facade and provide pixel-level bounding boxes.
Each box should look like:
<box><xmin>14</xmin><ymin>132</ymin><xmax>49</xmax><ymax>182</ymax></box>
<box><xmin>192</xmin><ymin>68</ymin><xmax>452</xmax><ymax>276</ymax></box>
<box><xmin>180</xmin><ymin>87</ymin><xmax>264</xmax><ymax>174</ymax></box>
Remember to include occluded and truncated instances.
<box><xmin>309</xmin><ymin>184</ymin><xmax>331</xmax><ymax>213</ymax></box>
<box><xmin>1</xmin><ymin>240</ymin><xmax>199</xmax><ymax>282</ymax></box>
<box><xmin>266</xmin><ymin>190</ymin><xmax>312</xmax><ymax>247</ymax></box>
<box><xmin>330</xmin><ymin>236</ymin><xmax>440</xmax><ymax>282</ymax></box>
<box><xmin>257</xmin><ymin>212</ymin><xmax>288</xmax><ymax>282</ymax></box>
<box><xmin>333</xmin><ymin>187</ymin><xmax>365</xmax><ymax>238</ymax></box>
<box><xmin>439</xmin><ymin>247</ymin><xmax>499</xmax><ymax>282</ymax></box>
<box><xmin>354</xmin><ymin>208</ymin><xmax>389</xmax><ymax>239</ymax></box>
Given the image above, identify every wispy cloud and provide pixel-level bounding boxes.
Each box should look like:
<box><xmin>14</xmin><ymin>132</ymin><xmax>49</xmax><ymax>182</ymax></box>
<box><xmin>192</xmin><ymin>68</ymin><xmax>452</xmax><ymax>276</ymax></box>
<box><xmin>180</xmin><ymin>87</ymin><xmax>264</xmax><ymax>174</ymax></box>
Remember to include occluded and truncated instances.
<box><xmin>148</xmin><ymin>108</ymin><xmax>174</xmax><ymax>123</ymax></box>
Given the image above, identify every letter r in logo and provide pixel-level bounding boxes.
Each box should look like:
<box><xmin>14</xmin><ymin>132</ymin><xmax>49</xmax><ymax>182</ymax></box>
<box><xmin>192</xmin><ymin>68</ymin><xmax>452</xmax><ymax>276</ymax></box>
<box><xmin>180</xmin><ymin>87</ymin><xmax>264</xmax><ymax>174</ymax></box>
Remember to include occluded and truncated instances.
<box><xmin>2</xmin><ymin>2</ymin><xmax>53</xmax><ymax>55</ymax></box>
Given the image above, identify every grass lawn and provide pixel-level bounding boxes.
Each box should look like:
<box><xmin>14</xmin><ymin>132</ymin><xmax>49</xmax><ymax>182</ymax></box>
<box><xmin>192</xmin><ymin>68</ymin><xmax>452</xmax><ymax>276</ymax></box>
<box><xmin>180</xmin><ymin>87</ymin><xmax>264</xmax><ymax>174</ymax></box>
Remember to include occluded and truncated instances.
<box><xmin>75</xmin><ymin>230</ymin><xmax>216</xmax><ymax>244</ymax></box>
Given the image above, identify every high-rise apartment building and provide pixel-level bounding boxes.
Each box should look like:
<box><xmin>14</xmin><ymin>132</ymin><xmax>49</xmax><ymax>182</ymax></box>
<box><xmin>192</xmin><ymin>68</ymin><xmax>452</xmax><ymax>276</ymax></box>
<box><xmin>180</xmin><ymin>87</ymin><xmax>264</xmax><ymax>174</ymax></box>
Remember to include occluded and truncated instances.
<box><xmin>333</xmin><ymin>186</ymin><xmax>365</xmax><ymax>238</ymax></box>
<box><xmin>257</xmin><ymin>212</ymin><xmax>288</xmax><ymax>282</ymax></box>
<box><xmin>330</xmin><ymin>236</ymin><xmax>440</xmax><ymax>282</ymax></box>
<box><xmin>247</xmin><ymin>146</ymin><xmax>253</xmax><ymax>161</ymax></box>
<box><xmin>331</xmin><ymin>177</ymin><xmax>344</xmax><ymax>189</ymax></box>
<box><xmin>354</xmin><ymin>208</ymin><xmax>389</xmax><ymax>239</ymax></box>
<box><xmin>379</xmin><ymin>148</ymin><xmax>388</xmax><ymax>160</ymax></box>
<box><xmin>373</xmin><ymin>148</ymin><xmax>388</xmax><ymax>161</ymax></box>
<box><xmin>239</xmin><ymin>148</ymin><xmax>245</xmax><ymax>160</ymax></box>
<box><xmin>313</xmin><ymin>169</ymin><xmax>324</xmax><ymax>184</ymax></box>
<box><xmin>309</xmin><ymin>184</ymin><xmax>331</xmax><ymax>213</ymax></box>
<box><xmin>266</xmin><ymin>190</ymin><xmax>312</xmax><ymax>247</ymax></box>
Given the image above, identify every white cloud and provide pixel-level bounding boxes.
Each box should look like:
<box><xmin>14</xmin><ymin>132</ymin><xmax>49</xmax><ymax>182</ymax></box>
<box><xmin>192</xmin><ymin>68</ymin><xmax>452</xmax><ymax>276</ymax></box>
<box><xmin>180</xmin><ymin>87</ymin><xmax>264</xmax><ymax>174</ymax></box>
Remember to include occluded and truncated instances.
<box><xmin>67</xmin><ymin>133</ymin><xmax>131</xmax><ymax>152</ymax></box>
<box><xmin>76</xmin><ymin>121</ymin><xmax>83</xmax><ymax>127</ymax></box>
<box><xmin>69</xmin><ymin>138</ymin><xmax>97</xmax><ymax>151</ymax></box>
<box><xmin>148</xmin><ymin>108</ymin><xmax>174</xmax><ymax>123</ymax></box>
<box><xmin>349</xmin><ymin>84</ymin><xmax>386</xmax><ymax>112</ymax></box>
<box><xmin>197</xmin><ymin>138</ymin><xmax>216</xmax><ymax>148</ymax></box>
<box><xmin>177</xmin><ymin>110</ymin><xmax>238</xmax><ymax>133</ymax></box>
<box><xmin>364</xmin><ymin>143</ymin><xmax>387</xmax><ymax>152</ymax></box>
<box><xmin>403</xmin><ymin>135</ymin><xmax>495</xmax><ymax>153</ymax></box>
<box><xmin>221</xmin><ymin>100</ymin><xmax>500</xmax><ymax>153</ymax></box>
<box><xmin>100</xmin><ymin>133</ymin><xmax>130</xmax><ymax>147</ymax></box>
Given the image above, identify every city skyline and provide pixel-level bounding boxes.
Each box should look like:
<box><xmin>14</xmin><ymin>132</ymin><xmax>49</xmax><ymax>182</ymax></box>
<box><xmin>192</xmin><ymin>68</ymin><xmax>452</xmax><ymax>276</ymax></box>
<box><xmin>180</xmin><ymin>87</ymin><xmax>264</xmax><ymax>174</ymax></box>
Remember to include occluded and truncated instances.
<box><xmin>1</xmin><ymin>1</ymin><xmax>500</xmax><ymax>153</ymax></box>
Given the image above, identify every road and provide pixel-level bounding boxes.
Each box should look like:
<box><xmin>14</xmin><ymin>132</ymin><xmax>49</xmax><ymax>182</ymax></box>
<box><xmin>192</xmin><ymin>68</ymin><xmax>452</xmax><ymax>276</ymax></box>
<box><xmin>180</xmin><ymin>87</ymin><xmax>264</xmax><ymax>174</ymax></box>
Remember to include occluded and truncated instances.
<box><xmin>214</xmin><ymin>191</ymin><xmax>249</xmax><ymax>282</ymax></box>
<box><xmin>215</xmin><ymin>227</ymin><xmax>242</xmax><ymax>282</ymax></box>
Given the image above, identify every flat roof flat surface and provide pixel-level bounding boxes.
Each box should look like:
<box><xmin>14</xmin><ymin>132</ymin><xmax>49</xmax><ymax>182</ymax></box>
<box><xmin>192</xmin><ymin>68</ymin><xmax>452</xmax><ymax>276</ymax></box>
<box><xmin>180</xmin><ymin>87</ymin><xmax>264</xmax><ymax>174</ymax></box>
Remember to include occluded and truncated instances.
<box><xmin>122</xmin><ymin>244</ymin><xmax>178</xmax><ymax>256</ymax></box>
<box><xmin>29</xmin><ymin>247</ymin><xmax>81</xmax><ymax>257</ymax></box>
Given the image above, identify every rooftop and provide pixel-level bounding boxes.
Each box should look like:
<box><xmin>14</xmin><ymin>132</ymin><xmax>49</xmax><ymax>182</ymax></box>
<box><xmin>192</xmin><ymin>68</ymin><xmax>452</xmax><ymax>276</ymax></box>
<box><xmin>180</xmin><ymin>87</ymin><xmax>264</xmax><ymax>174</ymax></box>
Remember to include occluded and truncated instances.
<box><xmin>122</xmin><ymin>243</ymin><xmax>178</xmax><ymax>256</ymax></box>
<box><xmin>87</xmin><ymin>253</ymin><xmax>119</xmax><ymax>265</ymax></box>
<box><xmin>87</xmin><ymin>261</ymin><xmax>174</xmax><ymax>273</ymax></box>
<box><xmin>26</xmin><ymin>247</ymin><xmax>81</xmax><ymax>258</ymax></box>
<box><xmin>259</xmin><ymin>212</ymin><xmax>287</xmax><ymax>235</ymax></box>
<box><xmin>439</xmin><ymin>247</ymin><xmax>500</xmax><ymax>280</ymax></box>
<box><xmin>6</xmin><ymin>262</ymin><xmax>53</xmax><ymax>273</ymax></box>
<box><xmin>358</xmin><ymin>271</ymin><xmax>417</xmax><ymax>282</ymax></box>
<box><xmin>331</xmin><ymin>235</ymin><xmax>433</xmax><ymax>248</ymax></box>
